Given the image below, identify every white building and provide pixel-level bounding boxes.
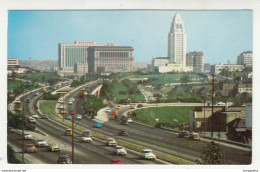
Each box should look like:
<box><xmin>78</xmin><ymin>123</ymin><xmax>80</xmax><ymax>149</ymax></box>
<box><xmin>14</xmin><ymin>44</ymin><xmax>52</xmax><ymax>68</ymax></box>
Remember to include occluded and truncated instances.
<box><xmin>7</xmin><ymin>58</ymin><xmax>19</xmax><ymax>66</ymax></box>
<box><xmin>168</xmin><ymin>13</ymin><xmax>187</xmax><ymax>66</ymax></box>
<box><xmin>237</xmin><ymin>51</ymin><xmax>252</xmax><ymax>67</ymax></box>
<box><xmin>210</xmin><ymin>64</ymin><xmax>245</xmax><ymax>74</ymax></box>
<box><xmin>158</xmin><ymin>64</ymin><xmax>192</xmax><ymax>73</ymax></box>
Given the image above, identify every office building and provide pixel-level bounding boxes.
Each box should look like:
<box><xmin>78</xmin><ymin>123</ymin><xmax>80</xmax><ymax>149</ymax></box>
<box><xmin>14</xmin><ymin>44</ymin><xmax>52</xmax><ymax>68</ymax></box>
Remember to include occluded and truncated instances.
<box><xmin>168</xmin><ymin>13</ymin><xmax>187</xmax><ymax>65</ymax></box>
<box><xmin>58</xmin><ymin>41</ymin><xmax>104</xmax><ymax>73</ymax></box>
<box><xmin>87</xmin><ymin>46</ymin><xmax>134</xmax><ymax>73</ymax></box>
<box><xmin>237</xmin><ymin>51</ymin><xmax>253</xmax><ymax>67</ymax></box>
<box><xmin>210</xmin><ymin>64</ymin><xmax>244</xmax><ymax>74</ymax></box>
<box><xmin>186</xmin><ymin>51</ymin><xmax>204</xmax><ymax>73</ymax></box>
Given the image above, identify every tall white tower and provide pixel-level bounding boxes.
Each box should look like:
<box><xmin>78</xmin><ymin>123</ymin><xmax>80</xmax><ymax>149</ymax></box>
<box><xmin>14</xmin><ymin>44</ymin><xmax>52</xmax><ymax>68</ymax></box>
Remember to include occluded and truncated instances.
<box><xmin>168</xmin><ymin>13</ymin><xmax>187</xmax><ymax>66</ymax></box>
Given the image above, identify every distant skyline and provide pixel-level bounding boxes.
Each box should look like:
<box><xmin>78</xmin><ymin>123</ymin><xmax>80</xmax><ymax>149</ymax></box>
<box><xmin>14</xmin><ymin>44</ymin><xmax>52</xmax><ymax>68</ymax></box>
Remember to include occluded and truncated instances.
<box><xmin>8</xmin><ymin>10</ymin><xmax>252</xmax><ymax>64</ymax></box>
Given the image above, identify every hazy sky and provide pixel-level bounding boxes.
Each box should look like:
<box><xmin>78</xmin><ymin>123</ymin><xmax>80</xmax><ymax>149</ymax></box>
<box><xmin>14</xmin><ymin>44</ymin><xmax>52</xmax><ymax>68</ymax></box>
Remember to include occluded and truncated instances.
<box><xmin>8</xmin><ymin>10</ymin><xmax>252</xmax><ymax>64</ymax></box>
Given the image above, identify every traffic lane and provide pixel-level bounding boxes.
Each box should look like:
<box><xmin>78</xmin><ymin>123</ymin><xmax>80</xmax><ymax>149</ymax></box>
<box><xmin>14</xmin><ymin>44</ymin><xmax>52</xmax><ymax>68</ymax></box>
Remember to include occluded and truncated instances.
<box><xmin>116</xmin><ymin>108</ymin><xmax>252</xmax><ymax>164</ymax></box>
<box><xmin>35</xmin><ymin>118</ymin><xmax>163</xmax><ymax>164</ymax></box>
<box><xmin>76</xmin><ymin>102</ymin><xmax>251</xmax><ymax>164</ymax></box>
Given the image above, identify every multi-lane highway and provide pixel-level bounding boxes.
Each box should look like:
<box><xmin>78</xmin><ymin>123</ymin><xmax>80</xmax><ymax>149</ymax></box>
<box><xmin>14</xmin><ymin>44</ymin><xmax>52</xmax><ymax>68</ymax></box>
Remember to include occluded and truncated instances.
<box><xmin>8</xmin><ymin>83</ymin><xmax>166</xmax><ymax>164</ymax></box>
<box><xmin>62</xmin><ymin>83</ymin><xmax>251</xmax><ymax>165</ymax></box>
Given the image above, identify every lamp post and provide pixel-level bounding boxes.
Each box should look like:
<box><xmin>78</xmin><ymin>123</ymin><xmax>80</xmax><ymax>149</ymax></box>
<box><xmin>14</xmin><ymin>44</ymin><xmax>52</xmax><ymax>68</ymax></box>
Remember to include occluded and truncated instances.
<box><xmin>211</xmin><ymin>74</ymin><xmax>215</xmax><ymax>137</ymax></box>
<box><xmin>70</xmin><ymin>110</ymin><xmax>75</xmax><ymax>164</ymax></box>
<box><xmin>128</xmin><ymin>98</ymin><xmax>131</xmax><ymax>118</ymax></box>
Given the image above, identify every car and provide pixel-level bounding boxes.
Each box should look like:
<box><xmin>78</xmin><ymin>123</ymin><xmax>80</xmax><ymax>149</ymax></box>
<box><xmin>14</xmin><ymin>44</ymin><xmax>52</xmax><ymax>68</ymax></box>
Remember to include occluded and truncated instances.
<box><xmin>131</xmin><ymin>105</ymin><xmax>137</xmax><ymax>109</ymax></box>
<box><xmin>42</xmin><ymin>114</ymin><xmax>48</xmax><ymax>119</ymax></box>
<box><xmin>60</xmin><ymin>109</ymin><xmax>66</xmax><ymax>114</ymax></box>
<box><xmin>216</xmin><ymin>102</ymin><xmax>225</xmax><ymax>106</ymax></box>
<box><xmin>126</xmin><ymin>118</ymin><xmax>133</xmax><ymax>123</ymax></box>
<box><xmin>34</xmin><ymin>92</ymin><xmax>39</xmax><ymax>96</ymax></box>
<box><xmin>8</xmin><ymin>127</ymin><xmax>14</xmax><ymax>133</ymax></box>
<box><xmin>105</xmin><ymin>138</ymin><xmax>117</xmax><ymax>146</ymax></box>
<box><xmin>80</xmin><ymin>136</ymin><xmax>92</xmax><ymax>143</ymax></box>
<box><xmin>110</xmin><ymin>158</ymin><xmax>123</xmax><ymax>164</ymax></box>
<box><xmin>65</xmin><ymin>129</ymin><xmax>72</xmax><ymax>136</ymax></box>
<box><xmin>36</xmin><ymin>140</ymin><xmax>48</xmax><ymax>147</ymax></box>
<box><xmin>47</xmin><ymin>144</ymin><xmax>61</xmax><ymax>152</ymax></box>
<box><xmin>189</xmin><ymin>132</ymin><xmax>200</xmax><ymax>141</ymax></box>
<box><xmin>26</xmin><ymin>98</ymin><xmax>31</xmax><ymax>103</ymax></box>
<box><xmin>59</xmin><ymin>105</ymin><xmax>65</xmax><ymax>109</ymax></box>
<box><xmin>15</xmin><ymin>99</ymin><xmax>21</xmax><ymax>104</ymax></box>
<box><xmin>108</xmin><ymin>103</ymin><xmax>114</xmax><ymax>107</ymax></box>
<box><xmin>70</xmin><ymin>98</ymin><xmax>75</xmax><ymax>102</ymax></box>
<box><xmin>67</xmin><ymin>101</ymin><xmax>73</xmax><ymax>105</ymax></box>
<box><xmin>116</xmin><ymin>106</ymin><xmax>122</xmax><ymax>109</ymax></box>
<box><xmin>82</xmin><ymin>130</ymin><xmax>92</xmax><ymax>137</ymax></box>
<box><xmin>65</xmin><ymin>114</ymin><xmax>72</xmax><ymax>120</ymax></box>
<box><xmin>120</xmin><ymin>120</ymin><xmax>128</xmax><ymax>125</ymax></box>
<box><xmin>112</xmin><ymin>145</ymin><xmax>127</xmax><ymax>155</ymax></box>
<box><xmin>106</xmin><ymin>108</ymin><xmax>111</xmax><ymax>113</ymax></box>
<box><xmin>178</xmin><ymin>131</ymin><xmax>190</xmax><ymax>138</ymax></box>
<box><xmin>59</xmin><ymin>99</ymin><xmax>64</xmax><ymax>103</ymax></box>
<box><xmin>24</xmin><ymin>144</ymin><xmax>37</xmax><ymax>153</ymax></box>
<box><xmin>35</xmin><ymin>105</ymin><xmax>39</xmax><ymax>109</ymax></box>
<box><xmin>74</xmin><ymin>114</ymin><xmax>82</xmax><ymax>120</ymax></box>
<box><xmin>84</xmin><ymin>92</ymin><xmax>88</xmax><ymax>96</ymax></box>
<box><xmin>137</xmin><ymin>104</ymin><xmax>143</xmax><ymax>108</ymax></box>
<box><xmin>24</xmin><ymin>133</ymin><xmax>33</xmax><ymax>140</ymax></box>
<box><xmin>139</xmin><ymin>149</ymin><xmax>156</xmax><ymax>160</ymax></box>
<box><xmin>15</xmin><ymin>107</ymin><xmax>22</xmax><ymax>111</ymax></box>
<box><xmin>94</xmin><ymin>122</ymin><xmax>102</xmax><ymax>128</ymax></box>
<box><xmin>28</xmin><ymin>117</ymin><xmax>36</xmax><ymax>124</ymax></box>
<box><xmin>31</xmin><ymin>114</ymin><xmax>39</xmax><ymax>118</ymax></box>
<box><xmin>118</xmin><ymin>129</ymin><xmax>128</xmax><ymax>136</ymax></box>
<box><xmin>57</xmin><ymin>155</ymin><xmax>72</xmax><ymax>164</ymax></box>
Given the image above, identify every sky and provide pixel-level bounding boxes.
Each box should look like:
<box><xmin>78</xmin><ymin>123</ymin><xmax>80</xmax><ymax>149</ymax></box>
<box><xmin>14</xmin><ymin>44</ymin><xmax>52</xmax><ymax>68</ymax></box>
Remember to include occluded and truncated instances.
<box><xmin>7</xmin><ymin>10</ymin><xmax>252</xmax><ymax>64</ymax></box>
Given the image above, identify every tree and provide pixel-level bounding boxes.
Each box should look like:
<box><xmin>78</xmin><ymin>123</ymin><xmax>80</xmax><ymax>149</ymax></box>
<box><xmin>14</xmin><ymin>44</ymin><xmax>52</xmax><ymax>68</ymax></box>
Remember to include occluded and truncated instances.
<box><xmin>180</xmin><ymin>74</ymin><xmax>190</xmax><ymax>85</ymax></box>
<box><xmin>196</xmin><ymin>141</ymin><xmax>230</xmax><ymax>164</ymax></box>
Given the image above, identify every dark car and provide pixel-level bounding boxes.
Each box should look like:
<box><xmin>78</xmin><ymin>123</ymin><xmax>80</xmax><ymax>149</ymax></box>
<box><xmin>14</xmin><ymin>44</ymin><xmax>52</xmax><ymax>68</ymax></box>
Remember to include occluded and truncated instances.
<box><xmin>137</xmin><ymin>104</ymin><xmax>143</xmax><ymax>108</ymax></box>
<box><xmin>118</xmin><ymin>129</ymin><xmax>128</xmax><ymax>136</ymax></box>
<box><xmin>57</xmin><ymin>155</ymin><xmax>72</xmax><ymax>164</ymax></box>
<box><xmin>8</xmin><ymin>127</ymin><xmax>14</xmax><ymax>134</ymax></box>
<box><xmin>178</xmin><ymin>131</ymin><xmax>190</xmax><ymax>138</ymax></box>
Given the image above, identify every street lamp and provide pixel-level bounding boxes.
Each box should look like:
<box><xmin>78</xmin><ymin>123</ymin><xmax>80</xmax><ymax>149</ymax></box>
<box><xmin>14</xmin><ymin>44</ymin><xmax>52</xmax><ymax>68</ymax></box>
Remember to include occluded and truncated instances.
<box><xmin>128</xmin><ymin>98</ymin><xmax>131</xmax><ymax>118</ymax></box>
<box><xmin>70</xmin><ymin>110</ymin><xmax>75</xmax><ymax>164</ymax></box>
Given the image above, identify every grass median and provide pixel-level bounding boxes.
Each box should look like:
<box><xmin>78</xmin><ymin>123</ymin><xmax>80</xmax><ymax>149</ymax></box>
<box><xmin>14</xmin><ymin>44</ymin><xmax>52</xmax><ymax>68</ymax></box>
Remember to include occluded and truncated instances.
<box><xmin>39</xmin><ymin>100</ymin><xmax>195</xmax><ymax>164</ymax></box>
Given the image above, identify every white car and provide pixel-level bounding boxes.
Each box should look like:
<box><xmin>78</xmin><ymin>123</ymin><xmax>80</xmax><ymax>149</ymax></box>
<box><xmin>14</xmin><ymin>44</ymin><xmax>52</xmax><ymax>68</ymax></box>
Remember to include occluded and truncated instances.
<box><xmin>28</xmin><ymin>117</ymin><xmax>36</xmax><ymax>124</ymax></box>
<box><xmin>80</xmin><ymin>136</ymin><xmax>92</xmax><ymax>143</ymax></box>
<box><xmin>24</xmin><ymin>133</ymin><xmax>33</xmax><ymax>140</ymax></box>
<box><xmin>59</xmin><ymin>99</ymin><xmax>64</xmax><ymax>103</ymax></box>
<box><xmin>139</xmin><ymin>149</ymin><xmax>156</xmax><ymax>160</ymax></box>
<box><xmin>112</xmin><ymin>145</ymin><xmax>127</xmax><ymax>155</ymax></box>
<box><xmin>36</xmin><ymin>140</ymin><xmax>48</xmax><ymax>147</ymax></box>
<box><xmin>31</xmin><ymin>114</ymin><xmax>39</xmax><ymax>118</ymax></box>
<box><xmin>216</xmin><ymin>102</ymin><xmax>225</xmax><ymax>106</ymax></box>
<box><xmin>126</xmin><ymin>118</ymin><xmax>133</xmax><ymax>123</ymax></box>
<box><xmin>106</xmin><ymin>109</ymin><xmax>111</xmax><ymax>113</ymax></box>
<box><xmin>47</xmin><ymin>144</ymin><xmax>61</xmax><ymax>152</ymax></box>
<box><xmin>74</xmin><ymin>114</ymin><xmax>82</xmax><ymax>120</ymax></box>
<box><xmin>67</xmin><ymin>101</ymin><xmax>73</xmax><ymax>105</ymax></box>
<box><xmin>59</xmin><ymin>105</ymin><xmax>64</xmax><ymax>109</ymax></box>
<box><xmin>105</xmin><ymin>138</ymin><xmax>117</xmax><ymax>146</ymax></box>
<box><xmin>84</xmin><ymin>92</ymin><xmax>88</xmax><ymax>96</ymax></box>
<box><xmin>15</xmin><ymin>99</ymin><xmax>21</xmax><ymax>104</ymax></box>
<box><xmin>70</xmin><ymin>98</ymin><xmax>75</xmax><ymax>102</ymax></box>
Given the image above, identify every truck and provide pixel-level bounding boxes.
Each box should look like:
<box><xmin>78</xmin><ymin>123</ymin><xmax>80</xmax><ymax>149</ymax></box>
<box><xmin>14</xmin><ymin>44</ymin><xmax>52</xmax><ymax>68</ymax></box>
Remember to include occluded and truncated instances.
<box><xmin>78</xmin><ymin>91</ymin><xmax>84</xmax><ymax>98</ymax></box>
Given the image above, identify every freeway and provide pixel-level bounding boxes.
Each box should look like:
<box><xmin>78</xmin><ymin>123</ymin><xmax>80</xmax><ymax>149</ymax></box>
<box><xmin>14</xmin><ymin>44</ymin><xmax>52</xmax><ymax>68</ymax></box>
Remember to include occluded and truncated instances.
<box><xmin>63</xmin><ymin>83</ymin><xmax>252</xmax><ymax>164</ymax></box>
<box><xmin>9</xmin><ymin>84</ymin><xmax>165</xmax><ymax>164</ymax></box>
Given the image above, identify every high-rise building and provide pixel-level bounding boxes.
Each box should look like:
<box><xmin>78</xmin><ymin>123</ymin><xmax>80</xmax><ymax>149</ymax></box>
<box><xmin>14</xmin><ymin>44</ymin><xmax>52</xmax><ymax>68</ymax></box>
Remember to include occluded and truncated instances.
<box><xmin>58</xmin><ymin>41</ymin><xmax>104</xmax><ymax>73</ymax></box>
<box><xmin>237</xmin><ymin>51</ymin><xmax>253</xmax><ymax>67</ymax></box>
<box><xmin>186</xmin><ymin>51</ymin><xmax>204</xmax><ymax>73</ymax></box>
<box><xmin>168</xmin><ymin>13</ymin><xmax>187</xmax><ymax>65</ymax></box>
<box><xmin>87</xmin><ymin>46</ymin><xmax>134</xmax><ymax>73</ymax></box>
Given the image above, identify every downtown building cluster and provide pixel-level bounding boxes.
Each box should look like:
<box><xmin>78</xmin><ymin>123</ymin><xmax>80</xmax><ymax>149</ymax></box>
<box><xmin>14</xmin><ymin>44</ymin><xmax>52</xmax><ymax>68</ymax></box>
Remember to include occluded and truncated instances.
<box><xmin>150</xmin><ymin>13</ymin><xmax>252</xmax><ymax>74</ymax></box>
<box><xmin>57</xmin><ymin>41</ymin><xmax>134</xmax><ymax>76</ymax></box>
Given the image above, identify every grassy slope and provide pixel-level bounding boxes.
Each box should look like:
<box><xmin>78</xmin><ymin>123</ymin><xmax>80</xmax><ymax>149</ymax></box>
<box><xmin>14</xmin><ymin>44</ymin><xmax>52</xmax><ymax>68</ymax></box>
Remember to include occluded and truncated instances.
<box><xmin>132</xmin><ymin>106</ymin><xmax>194</xmax><ymax>128</ymax></box>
